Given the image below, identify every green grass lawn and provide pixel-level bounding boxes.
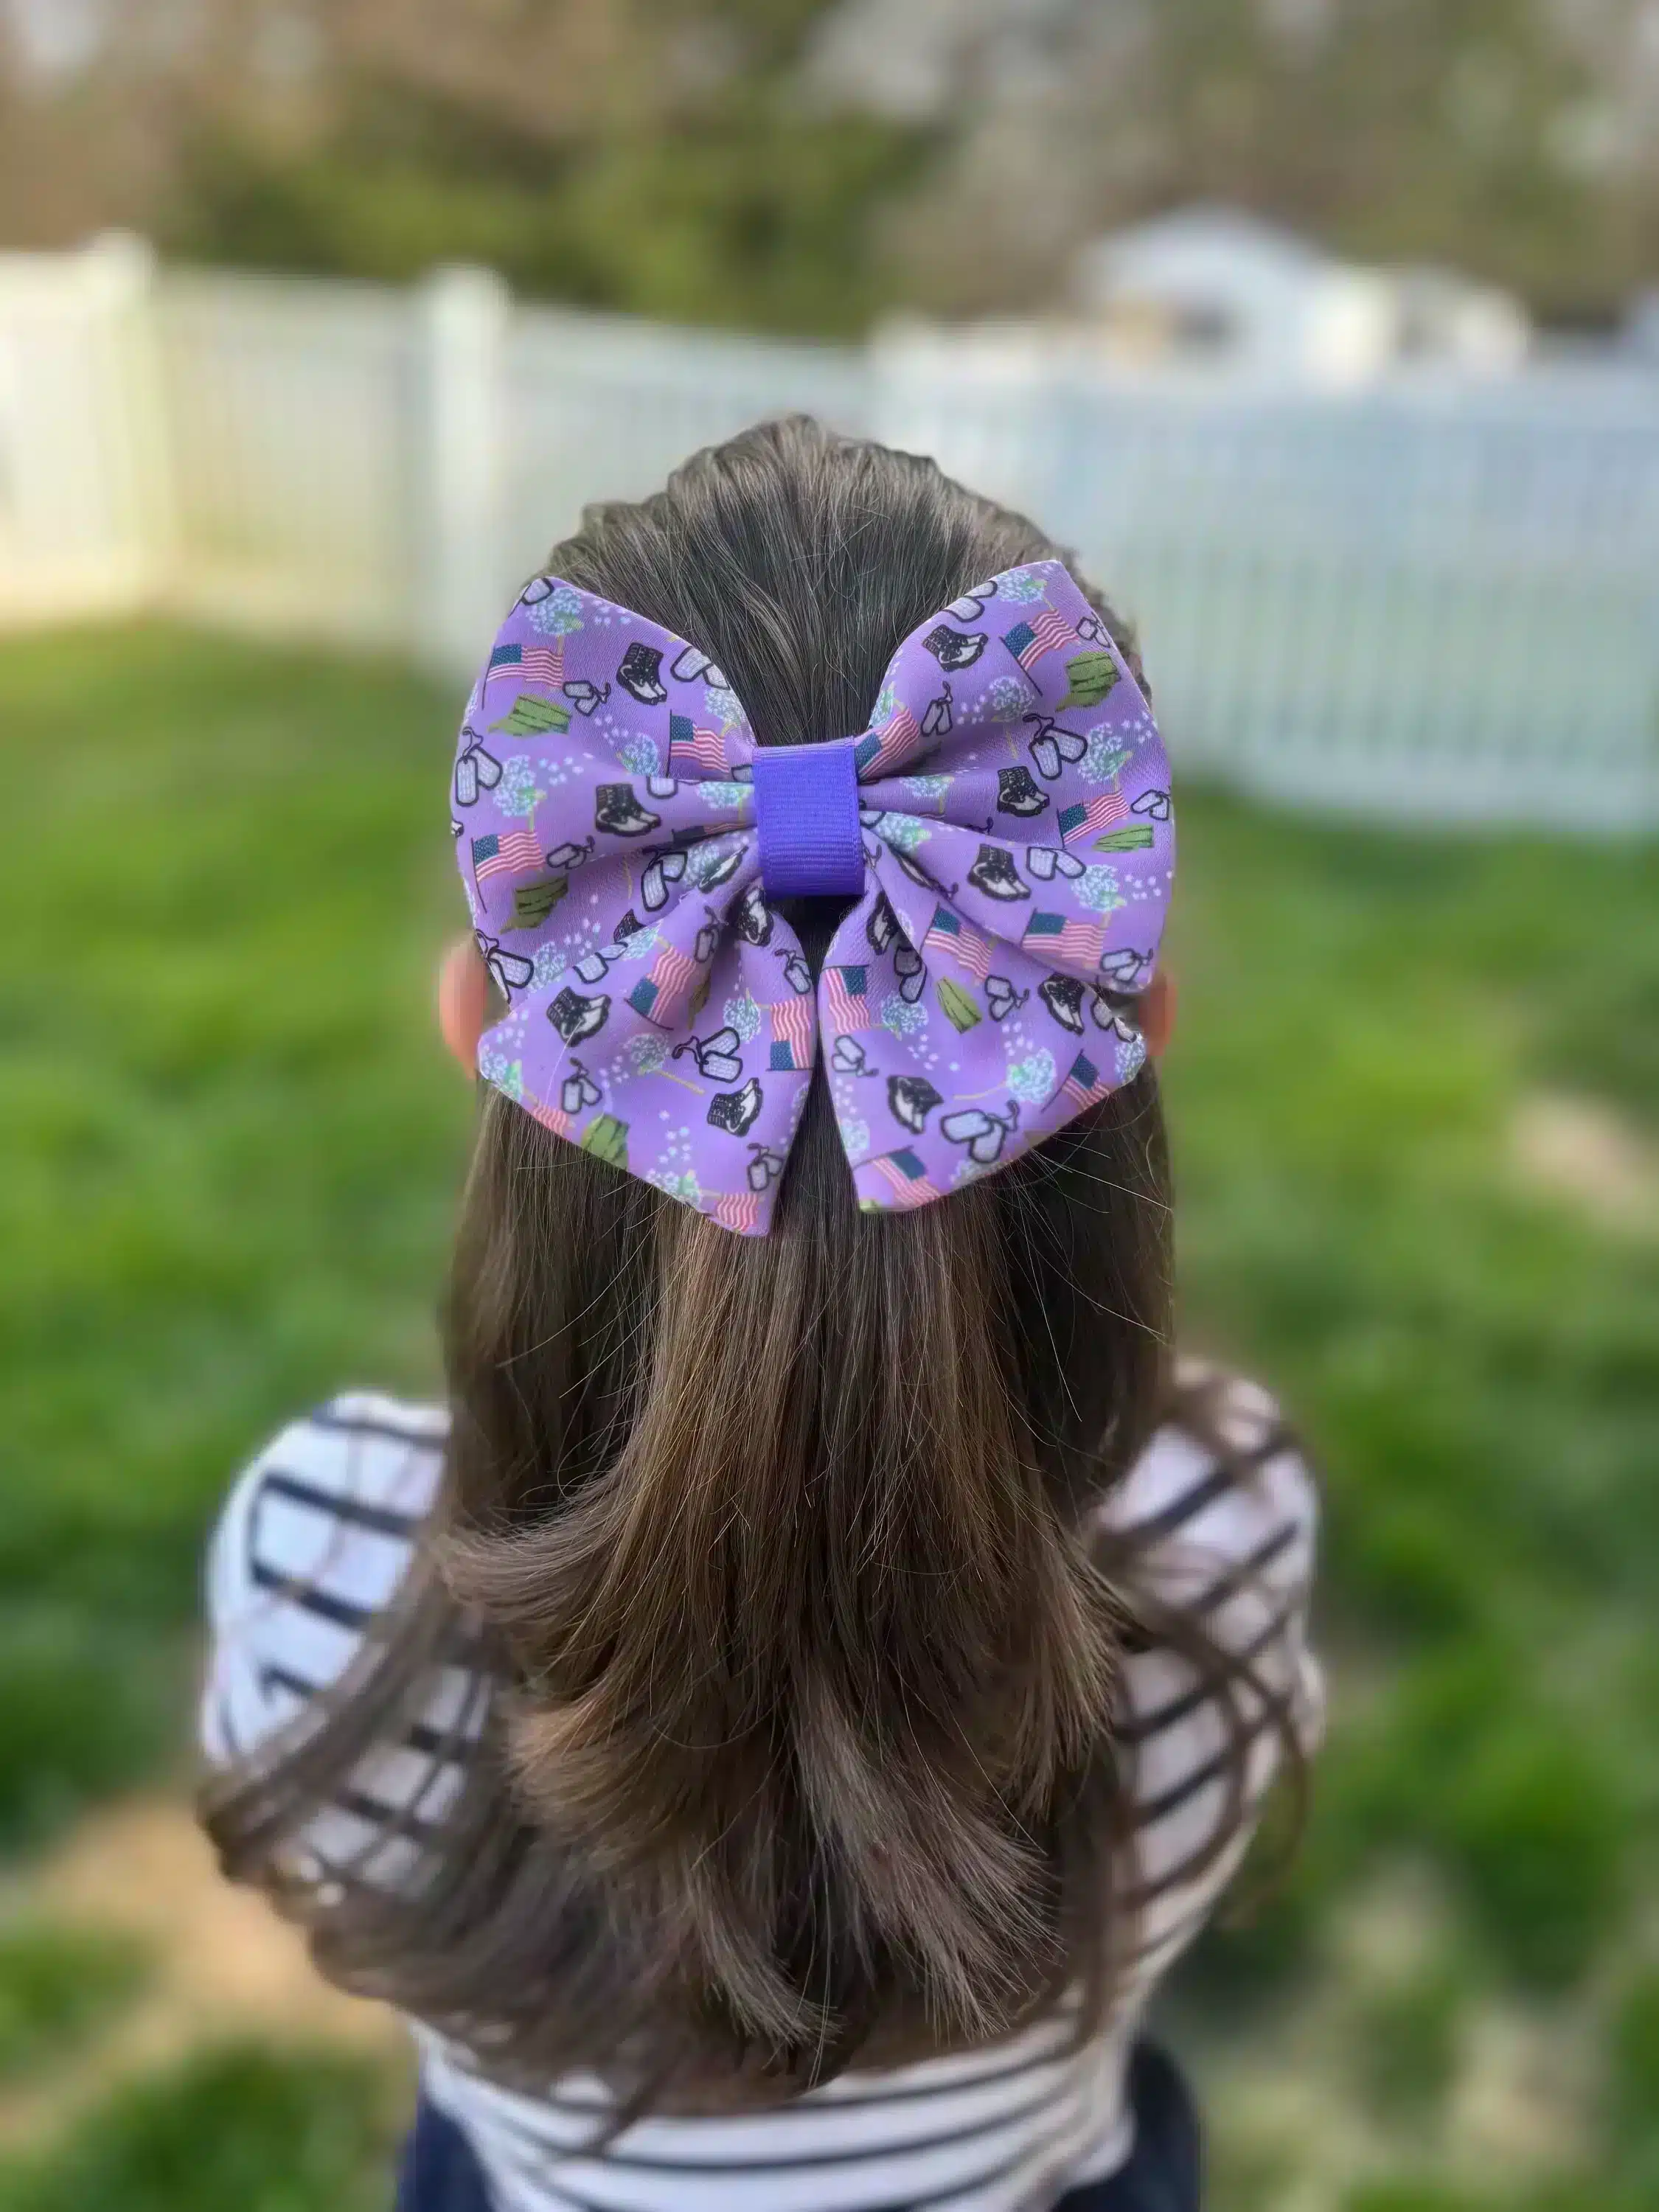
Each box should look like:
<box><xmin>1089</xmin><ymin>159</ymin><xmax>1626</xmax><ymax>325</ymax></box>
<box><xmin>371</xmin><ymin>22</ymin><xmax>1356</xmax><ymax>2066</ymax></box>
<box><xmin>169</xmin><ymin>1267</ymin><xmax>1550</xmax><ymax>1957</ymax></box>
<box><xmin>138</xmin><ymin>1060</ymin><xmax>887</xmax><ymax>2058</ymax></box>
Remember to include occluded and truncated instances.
<box><xmin>2</xmin><ymin>621</ymin><xmax>1658</xmax><ymax>2208</ymax></box>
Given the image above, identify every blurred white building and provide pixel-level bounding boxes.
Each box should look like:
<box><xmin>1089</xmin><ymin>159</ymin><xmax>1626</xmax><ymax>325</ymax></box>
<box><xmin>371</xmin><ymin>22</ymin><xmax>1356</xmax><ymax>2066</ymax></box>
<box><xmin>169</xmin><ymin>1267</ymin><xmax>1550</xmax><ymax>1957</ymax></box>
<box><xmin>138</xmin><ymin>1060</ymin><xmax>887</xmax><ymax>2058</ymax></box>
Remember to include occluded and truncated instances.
<box><xmin>1071</xmin><ymin>206</ymin><xmax>1532</xmax><ymax>384</ymax></box>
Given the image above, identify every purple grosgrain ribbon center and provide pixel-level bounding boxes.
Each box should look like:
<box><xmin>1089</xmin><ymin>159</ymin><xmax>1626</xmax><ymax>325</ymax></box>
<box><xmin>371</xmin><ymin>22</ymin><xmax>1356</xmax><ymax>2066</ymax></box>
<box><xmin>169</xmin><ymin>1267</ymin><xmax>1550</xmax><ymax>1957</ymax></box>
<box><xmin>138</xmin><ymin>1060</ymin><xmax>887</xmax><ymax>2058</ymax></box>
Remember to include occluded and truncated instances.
<box><xmin>751</xmin><ymin>737</ymin><xmax>866</xmax><ymax>900</ymax></box>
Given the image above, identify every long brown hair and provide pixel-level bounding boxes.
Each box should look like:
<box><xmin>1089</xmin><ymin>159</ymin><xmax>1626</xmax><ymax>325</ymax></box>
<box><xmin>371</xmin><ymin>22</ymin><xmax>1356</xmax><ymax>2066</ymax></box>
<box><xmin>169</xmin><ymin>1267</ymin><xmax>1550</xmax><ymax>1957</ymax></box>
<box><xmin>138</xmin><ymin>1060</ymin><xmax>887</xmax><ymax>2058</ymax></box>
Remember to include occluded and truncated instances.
<box><xmin>202</xmin><ymin>417</ymin><xmax>1264</xmax><ymax>2116</ymax></box>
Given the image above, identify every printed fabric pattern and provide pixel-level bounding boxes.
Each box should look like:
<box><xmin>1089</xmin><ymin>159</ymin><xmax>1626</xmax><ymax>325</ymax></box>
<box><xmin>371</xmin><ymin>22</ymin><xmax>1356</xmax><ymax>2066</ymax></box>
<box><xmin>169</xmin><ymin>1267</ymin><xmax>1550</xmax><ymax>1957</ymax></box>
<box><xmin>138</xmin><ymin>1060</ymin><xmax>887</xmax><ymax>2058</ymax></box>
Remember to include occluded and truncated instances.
<box><xmin>452</xmin><ymin>560</ymin><xmax>1175</xmax><ymax>1233</ymax></box>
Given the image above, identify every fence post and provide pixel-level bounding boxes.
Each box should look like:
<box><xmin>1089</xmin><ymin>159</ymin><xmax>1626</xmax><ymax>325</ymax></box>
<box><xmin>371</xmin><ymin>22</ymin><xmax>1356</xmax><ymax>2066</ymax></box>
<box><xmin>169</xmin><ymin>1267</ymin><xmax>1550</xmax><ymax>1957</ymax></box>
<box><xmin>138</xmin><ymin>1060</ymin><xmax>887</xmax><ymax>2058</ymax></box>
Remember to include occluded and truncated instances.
<box><xmin>83</xmin><ymin>232</ymin><xmax>178</xmax><ymax>608</ymax></box>
<box><xmin>0</xmin><ymin>233</ymin><xmax>175</xmax><ymax>622</ymax></box>
<box><xmin>417</xmin><ymin>264</ymin><xmax>512</xmax><ymax>679</ymax></box>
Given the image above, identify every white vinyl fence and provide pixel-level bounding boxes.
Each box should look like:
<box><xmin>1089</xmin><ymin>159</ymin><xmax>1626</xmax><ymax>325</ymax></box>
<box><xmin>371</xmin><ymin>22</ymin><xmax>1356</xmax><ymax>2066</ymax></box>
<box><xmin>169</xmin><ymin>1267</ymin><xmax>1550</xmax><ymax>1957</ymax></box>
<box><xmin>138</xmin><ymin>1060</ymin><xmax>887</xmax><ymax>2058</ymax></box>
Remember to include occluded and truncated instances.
<box><xmin>3</xmin><ymin>236</ymin><xmax>1657</xmax><ymax>831</ymax></box>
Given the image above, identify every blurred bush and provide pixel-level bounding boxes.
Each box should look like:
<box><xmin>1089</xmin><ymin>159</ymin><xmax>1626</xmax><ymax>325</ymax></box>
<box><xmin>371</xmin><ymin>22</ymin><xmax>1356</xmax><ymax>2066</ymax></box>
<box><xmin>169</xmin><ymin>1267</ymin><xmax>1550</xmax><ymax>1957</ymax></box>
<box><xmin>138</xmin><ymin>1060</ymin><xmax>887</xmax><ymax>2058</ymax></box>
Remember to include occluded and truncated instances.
<box><xmin>0</xmin><ymin>2044</ymin><xmax>395</xmax><ymax>2212</ymax></box>
<box><xmin>172</xmin><ymin>77</ymin><xmax>925</xmax><ymax>337</ymax></box>
<box><xmin>1435</xmin><ymin>1723</ymin><xmax>1624</xmax><ymax>1993</ymax></box>
<box><xmin>1354</xmin><ymin>1958</ymin><xmax>1464</xmax><ymax>2122</ymax></box>
<box><xmin>1608</xmin><ymin>1972</ymin><xmax>1659</xmax><ymax>2199</ymax></box>
<box><xmin>0</xmin><ymin>1922</ymin><xmax>150</xmax><ymax>2084</ymax></box>
<box><xmin>0</xmin><ymin>1613</ymin><xmax>170</xmax><ymax>1852</ymax></box>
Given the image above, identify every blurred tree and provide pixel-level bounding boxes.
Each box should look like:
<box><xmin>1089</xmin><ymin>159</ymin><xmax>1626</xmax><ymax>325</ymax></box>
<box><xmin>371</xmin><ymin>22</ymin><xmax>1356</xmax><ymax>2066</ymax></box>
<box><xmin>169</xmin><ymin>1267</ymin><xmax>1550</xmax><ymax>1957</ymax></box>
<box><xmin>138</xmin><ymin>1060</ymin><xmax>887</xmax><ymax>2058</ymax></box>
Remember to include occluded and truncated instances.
<box><xmin>168</xmin><ymin>72</ymin><xmax>925</xmax><ymax>334</ymax></box>
<box><xmin>0</xmin><ymin>2</ymin><xmax>1655</xmax><ymax>344</ymax></box>
<box><xmin>0</xmin><ymin>0</ymin><xmax>931</xmax><ymax>335</ymax></box>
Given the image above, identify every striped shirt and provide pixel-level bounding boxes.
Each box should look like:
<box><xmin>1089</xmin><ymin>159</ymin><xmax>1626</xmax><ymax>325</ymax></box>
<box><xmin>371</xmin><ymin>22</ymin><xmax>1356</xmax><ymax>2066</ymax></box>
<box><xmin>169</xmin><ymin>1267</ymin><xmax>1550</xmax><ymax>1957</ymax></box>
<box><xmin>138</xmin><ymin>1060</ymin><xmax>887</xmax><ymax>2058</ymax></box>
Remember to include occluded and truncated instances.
<box><xmin>202</xmin><ymin>1371</ymin><xmax>1322</xmax><ymax>2212</ymax></box>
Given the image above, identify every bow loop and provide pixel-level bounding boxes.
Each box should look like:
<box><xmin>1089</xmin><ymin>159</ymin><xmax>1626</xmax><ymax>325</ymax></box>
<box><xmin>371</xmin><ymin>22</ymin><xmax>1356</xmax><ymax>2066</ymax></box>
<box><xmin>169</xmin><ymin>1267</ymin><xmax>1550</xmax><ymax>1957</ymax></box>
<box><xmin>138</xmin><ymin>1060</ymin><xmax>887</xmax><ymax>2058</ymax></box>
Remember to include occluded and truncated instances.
<box><xmin>453</xmin><ymin>560</ymin><xmax>1172</xmax><ymax>1231</ymax></box>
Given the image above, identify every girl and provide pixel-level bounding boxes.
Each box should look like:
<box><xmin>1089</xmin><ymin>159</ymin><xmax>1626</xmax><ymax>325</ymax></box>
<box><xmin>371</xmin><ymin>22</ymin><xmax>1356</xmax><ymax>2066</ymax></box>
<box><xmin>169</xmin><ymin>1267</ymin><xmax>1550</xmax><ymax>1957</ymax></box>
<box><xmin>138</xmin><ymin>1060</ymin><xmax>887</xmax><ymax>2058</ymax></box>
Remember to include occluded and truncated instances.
<box><xmin>200</xmin><ymin>416</ymin><xmax>1322</xmax><ymax>2212</ymax></box>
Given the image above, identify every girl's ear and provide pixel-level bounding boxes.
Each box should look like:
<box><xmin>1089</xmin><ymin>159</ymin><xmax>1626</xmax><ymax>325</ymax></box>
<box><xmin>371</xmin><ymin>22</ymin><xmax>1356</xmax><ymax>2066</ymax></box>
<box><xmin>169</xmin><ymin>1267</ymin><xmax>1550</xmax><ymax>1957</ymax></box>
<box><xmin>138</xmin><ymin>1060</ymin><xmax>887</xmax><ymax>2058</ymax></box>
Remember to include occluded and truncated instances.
<box><xmin>1141</xmin><ymin>967</ymin><xmax>1177</xmax><ymax>1061</ymax></box>
<box><xmin>438</xmin><ymin>934</ymin><xmax>490</xmax><ymax>1076</ymax></box>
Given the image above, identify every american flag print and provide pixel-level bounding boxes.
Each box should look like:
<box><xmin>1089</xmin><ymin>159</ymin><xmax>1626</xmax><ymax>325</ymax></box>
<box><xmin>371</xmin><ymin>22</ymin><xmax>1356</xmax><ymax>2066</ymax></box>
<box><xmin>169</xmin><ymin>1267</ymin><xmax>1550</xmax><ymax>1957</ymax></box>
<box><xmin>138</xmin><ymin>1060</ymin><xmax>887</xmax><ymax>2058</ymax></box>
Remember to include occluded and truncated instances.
<box><xmin>1060</xmin><ymin>1052</ymin><xmax>1113</xmax><ymax>1112</ymax></box>
<box><xmin>626</xmin><ymin>943</ymin><xmax>702</xmax><ymax>1026</ymax></box>
<box><xmin>525</xmin><ymin>1093</ymin><xmax>576</xmax><ymax>1138</ymax></box>
<box><xmin>1058</xmin><ymin>792</ymin><xmax>1128</xmax><ymax>845</ymax></box>
<box><xmin>768</xmin><ymin>995</ymin><xmax>815</xmax><ymax>1072</ymax></box>
<box><xmin>824</xmin><ymin>964</ymin><xmax>872</xmax><ymax>1030</ymax></box>
<box><xmin>668</xmin><ymin>713</ymin><xmax>728</xmax><ymax>776</ymax></box>
<box><xmin>865</xmin><ymin>1148</ymin><xmax>943</xmax><ymax>1208</ymax></box>
<box><xmin>472</xmin><ymin>827</ymin><xmax>544</xmax><ymax>883</ymax></box>
<box><xmin>1023</xmin><ymin>911</ymin><xmax>1105</xmax><ymax>968</ymax></box>
<box><xmin>487</xmin><ymin>640</ymin><xmax>565</xmax><ymax>689</ymax></box>
<box><xmin>1003</xmin><ymin>610</ymin><xmax>1079</xmax><ymax>672</ymax></box>
<box><xmin>712</xmin><ymin>1189</ymin><xmax>763</xmax><ymax>1233</ymax></box>
<box><xmin>854</xmin><ymin>702</ymin><xmax>922</xmax><ymax>779</ymax></box>
<box><xmin>922</xmin><ymin>904</ymin><xmax>993</xmax><ymax>982</ymax></box>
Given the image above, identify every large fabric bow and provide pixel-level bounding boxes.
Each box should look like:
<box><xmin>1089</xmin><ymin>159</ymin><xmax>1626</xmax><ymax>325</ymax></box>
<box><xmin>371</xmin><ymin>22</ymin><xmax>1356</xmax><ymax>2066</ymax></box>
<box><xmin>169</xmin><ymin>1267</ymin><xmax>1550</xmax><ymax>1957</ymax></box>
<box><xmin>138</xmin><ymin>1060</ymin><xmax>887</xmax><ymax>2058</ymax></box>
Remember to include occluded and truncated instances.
<box><xmin>452</xmin><ymin>560</ymin><xmax>1173</xmax><ymax>1234</ymax></box>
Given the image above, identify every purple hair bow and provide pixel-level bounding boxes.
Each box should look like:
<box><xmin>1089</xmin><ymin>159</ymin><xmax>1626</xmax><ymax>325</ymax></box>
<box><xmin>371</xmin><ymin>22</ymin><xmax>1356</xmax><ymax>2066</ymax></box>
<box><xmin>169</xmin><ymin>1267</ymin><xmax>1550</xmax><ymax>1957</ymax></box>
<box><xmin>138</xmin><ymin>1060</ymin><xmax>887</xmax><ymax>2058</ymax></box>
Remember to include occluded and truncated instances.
<box><xmin>452</xmin><ymin>560</ymin><xmax>1174</xmax><ymax>1234</ymax></box>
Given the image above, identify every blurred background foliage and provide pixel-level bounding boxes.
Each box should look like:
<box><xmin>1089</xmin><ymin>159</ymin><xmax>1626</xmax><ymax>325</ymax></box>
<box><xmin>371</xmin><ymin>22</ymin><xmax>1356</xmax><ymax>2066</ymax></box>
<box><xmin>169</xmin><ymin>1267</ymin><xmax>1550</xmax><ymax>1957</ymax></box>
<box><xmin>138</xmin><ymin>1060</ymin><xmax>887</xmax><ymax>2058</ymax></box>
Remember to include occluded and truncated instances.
<box><xmin>3</xmin><ymin>0</ymin><xmax>1658</xmax><ymax>333</ymax></box>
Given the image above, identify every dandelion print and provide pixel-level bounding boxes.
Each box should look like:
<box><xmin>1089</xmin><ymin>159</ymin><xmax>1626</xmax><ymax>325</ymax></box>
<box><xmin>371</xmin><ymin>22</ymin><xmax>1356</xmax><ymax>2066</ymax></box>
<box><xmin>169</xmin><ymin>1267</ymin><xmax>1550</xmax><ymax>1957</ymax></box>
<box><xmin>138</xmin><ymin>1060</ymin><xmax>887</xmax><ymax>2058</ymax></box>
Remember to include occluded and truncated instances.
<box><xmin>625</xmin><ymin>1034</ymin><xmax>670</xmax><ymax>1075</ymax></box>
<box><xmin>686</xmin><ymin>835</ymin><xmax>740</xmax><ymax>884</ymax></box>
<box><xmin>986</xmin><ymin>674</ymin><xmax>1032</xmax><ymax>719</ymax></box>
<box><xmin>651</xmin><ymin>1169</ymin><xmax>703</xmax><ymax>1206</ymax></box>
<box><xmin>530</xmin><ymin>943</ymin><xmax>568</xmax><ymax>990</ymax></box>
<box><xmin>999</xmin><ymin>570</ymin><xmax>1048</xmax><ymax>604</ymax></box>
<box><xmin>839</xmin><ymin>1118</ymin><xmax>871</xmax><ymax>1163</ymax></box>
<box><xmin>704</xmin><ymin>684</ymin><xmax>742</xmax><ymax>730</ymax></box>
<box><xmin>617</xmin><ymin>733</ymin><xmax>661</xmax><ymax>778</ymax></box>
<box><xmin>479</xmin><ymin>1048</ymin><xmax>525</xmax><ymax>1101</ymax></box>
<box><xmin>870</xmin><ymin>813</ymin><xmax>928</xmax><ymax>853</ymax></box>
<box><xmin>872</xmin><ymin>679</ymin><xmax>898</xmax><ymax>728</ymax></box>
<box><xmin>1007</xmin><ymin>1050</ymin><xmax>1057</xmax><ymax>1106</ymax></box>
<box><xmin>1082</xmin><ymin>728</ymin><xmax>1130</xmax><ymax>785</ymax></box>
<box><xmin>902</xmin><ymin>774</ymin><xmax>951</xmax><ymax>804</ymax></box>
<box><xmin>881</xmin><ymin>995</ymin><xmax>928</xmax><ymax>1039</ymax></box>
<box><xmin>696</xmin><ymin>782</ymin><xmax>750</xmax><ymax>815</ymax></box>
<box><xmin>497</xmin><ymin>755</ymin><xmax>545</xmax><ymax>818</ymax></box>
<box><xmin>1075</xmin><ymin>866</ymin><xmax>1125</xmax><ymax>916</ymax></box>
<box><xmin>723</xmin><ymin>991</ymin><xmax>762</xmax><ymax>1043</ymax></box>
<box><xmin>527</xmin><ymin>582</ymin><xmax>584</xmax><ymax>639</ymax></box>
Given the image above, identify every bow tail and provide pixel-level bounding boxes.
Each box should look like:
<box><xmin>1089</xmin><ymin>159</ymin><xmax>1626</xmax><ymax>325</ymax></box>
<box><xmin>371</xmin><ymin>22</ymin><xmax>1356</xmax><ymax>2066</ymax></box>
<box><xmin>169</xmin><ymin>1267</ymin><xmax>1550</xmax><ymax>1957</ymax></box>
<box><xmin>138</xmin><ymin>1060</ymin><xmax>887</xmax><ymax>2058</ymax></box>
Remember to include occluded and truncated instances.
<box><xmin>487</xmin><ymin>847</ymin><xmax>814</xmax><ymax>1234</ymax></box>
<box><xmin>818</xmin><ymin>847</ymin><xmax>1149</xmax><ymax>1211</ymax></box>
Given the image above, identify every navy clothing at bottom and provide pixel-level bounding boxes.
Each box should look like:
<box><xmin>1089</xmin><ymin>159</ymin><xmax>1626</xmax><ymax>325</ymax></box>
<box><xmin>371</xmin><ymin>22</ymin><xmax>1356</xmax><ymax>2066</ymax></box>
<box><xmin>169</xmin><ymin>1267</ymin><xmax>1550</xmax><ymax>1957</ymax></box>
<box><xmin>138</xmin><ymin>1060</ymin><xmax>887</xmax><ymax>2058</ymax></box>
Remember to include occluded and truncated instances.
<box><xmin>395</xmin><ymin>2041</ymin><xmax>1202</xmax><ymax>2212</ymax></box>
<box><xmin>397</xmin><ymin>2097</ymin><xmax>493</xmax><ymax>2212</ymax></box>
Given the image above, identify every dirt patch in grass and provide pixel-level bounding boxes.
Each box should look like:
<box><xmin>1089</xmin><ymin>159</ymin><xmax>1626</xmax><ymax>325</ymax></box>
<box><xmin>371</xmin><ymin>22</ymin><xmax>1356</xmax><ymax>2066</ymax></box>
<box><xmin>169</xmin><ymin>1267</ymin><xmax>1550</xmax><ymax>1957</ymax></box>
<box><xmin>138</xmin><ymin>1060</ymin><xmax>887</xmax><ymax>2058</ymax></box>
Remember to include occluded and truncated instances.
<box><xmin>1511</xmin><ymin>1091</ymin><xmax>1659</xmax><ymax>1234</ymax></box>
<box><xmin>0</xmin><ymin>1798</ymin><xmax>406</xmax><ymax>2149</ymax></box>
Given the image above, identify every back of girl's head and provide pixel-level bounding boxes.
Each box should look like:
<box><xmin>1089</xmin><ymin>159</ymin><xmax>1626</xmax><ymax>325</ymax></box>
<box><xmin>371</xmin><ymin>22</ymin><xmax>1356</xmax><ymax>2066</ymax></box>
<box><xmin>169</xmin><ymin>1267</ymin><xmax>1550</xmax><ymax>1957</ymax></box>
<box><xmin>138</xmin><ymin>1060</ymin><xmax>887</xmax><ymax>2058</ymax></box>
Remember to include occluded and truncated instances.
<box><xmin>214</xmin><ymin>417</ymin><xmax>1175</xmax><ymax>2101</ymax></box>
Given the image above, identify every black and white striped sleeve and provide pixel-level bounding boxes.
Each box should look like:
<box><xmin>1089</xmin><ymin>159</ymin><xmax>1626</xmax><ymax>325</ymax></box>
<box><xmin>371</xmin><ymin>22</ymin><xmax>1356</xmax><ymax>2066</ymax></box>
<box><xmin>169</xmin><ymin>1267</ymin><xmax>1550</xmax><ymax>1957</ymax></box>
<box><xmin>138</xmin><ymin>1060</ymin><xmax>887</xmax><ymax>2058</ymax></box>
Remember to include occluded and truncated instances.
<box><xmin>200</xmin><ymin>1391</ymin><xmax>451</xmax><ymax>1770</ymax></box>
<box><xmin>1100</xmin><ymin>1371</ymin><xmax>1324</xmax><ymax>1993</ymax></box>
